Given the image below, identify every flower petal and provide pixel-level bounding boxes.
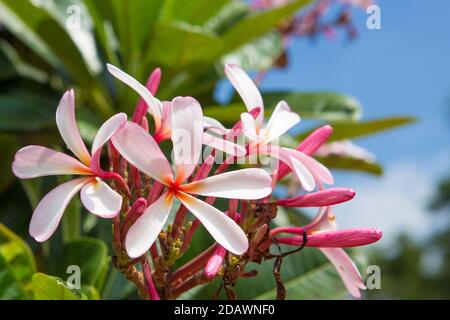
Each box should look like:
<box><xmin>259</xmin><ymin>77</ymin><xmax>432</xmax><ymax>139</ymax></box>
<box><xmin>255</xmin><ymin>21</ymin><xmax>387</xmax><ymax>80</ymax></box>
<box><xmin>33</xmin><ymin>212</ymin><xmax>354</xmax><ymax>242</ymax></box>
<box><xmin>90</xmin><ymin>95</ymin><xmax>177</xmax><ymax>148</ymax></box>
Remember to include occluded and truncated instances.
<box><xmin>29</xmin><ymin>177</ymin><xmax>91</xmax><ymax>242</ymax></box>
<box><xmin>183</xmin><ymin>168</ymin><xmax>272</xmax><ymax>199</ymax></box>
<box><xmin>289</xmin><ymin>157</ymin><xmax>316</xmax><ymax>191</ymax></box>
<box><xmin>203</xmin><ymin>132</ymin><xmax>246</xmax><ymax>157</ymax></box>
<box><xmin>177</xmin><ymin>191</ymin><xmax>248</xmax><ymax>255</ymax></box>
<box><xmin>264</xmin><ymin>145</ymin><xmax>315</xmax><ymax>191</ymax></box>
<box><xmin>283</xmin><ymin>147</ymin><xmax>334</xmax><ymax>185</ymax></box>
<box><xmin>92</xmin><ymin>113</ymin><xmax>127</xmax><ymax>155</ymax></box>
<box><xmin>171</xmin><ymin>97</ymin><xmax>203</xmax><ymax>182</ymax></box>
<box><xmin>80</xmin><ymin>178</ymin><xmax>122</xmax><ymax>218</ymax></box>
<box><xmin>107</xmin><ymin>64</ymin><xmax>161</xmax><ymax>128</ymax></box>
<box><xmin>225</xmin><ymin>64</ymin><xmax>264</xmax><ymax>126</ymax></box>
<box><xmin>264</xmin><ymin>101</ymin><xmax>300</xmax><ymax>142</ymax></box>
<box><xmin>112</xmin><ymin>122</ymin><xmax>173</xmax><ymax>184</ymax></box>
<box><xmin>203</xmin><ymin>116</ymin><xmax>229</xmax><ymax>135</ymax></box>
<box><xmin>125</xmin><ymin>192</ymin><xmax>173</xmax><ymax>258</ymax></box>
<box><xmin>56</xmin><ymin>90</ymin><xmax>91</xmax><ymax>165</ymax></box>
<box><xmin>12</xmin><ymin>145</ymin><xmax>92</xmax><ymax>179</ymax></box>
<box><xmin>240</xmin><ymin>112</ymin><xmax>260</xmax><ymax>141</ymax></box>
<box><xmin>319</xmin><ymin>248</ymin><xmax>366</xmax><ymax>298</ymax></box>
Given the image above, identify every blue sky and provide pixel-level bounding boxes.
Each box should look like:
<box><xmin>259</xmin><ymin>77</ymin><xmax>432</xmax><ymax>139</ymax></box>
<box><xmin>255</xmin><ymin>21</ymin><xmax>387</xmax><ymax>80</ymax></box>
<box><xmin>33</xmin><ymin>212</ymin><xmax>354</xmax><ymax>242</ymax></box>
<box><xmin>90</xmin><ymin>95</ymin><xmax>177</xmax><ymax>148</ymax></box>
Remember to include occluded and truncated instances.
<box><xmin>223</xmin><ymin>0</ymin><xmax>450</xmax><ymax>248</ymax></box>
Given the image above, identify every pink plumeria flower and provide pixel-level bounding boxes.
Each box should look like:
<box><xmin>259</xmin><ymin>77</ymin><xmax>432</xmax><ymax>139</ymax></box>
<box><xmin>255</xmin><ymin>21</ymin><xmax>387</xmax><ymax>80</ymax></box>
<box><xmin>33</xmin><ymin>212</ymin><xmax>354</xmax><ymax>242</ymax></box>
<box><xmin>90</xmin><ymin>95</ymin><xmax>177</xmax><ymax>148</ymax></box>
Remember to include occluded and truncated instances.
<box><xmin>107</xmin><ymin>64</ymin><xmax>243</xmax><ymax>157</ymax></box>
<box><xmin>12</xmin><ymin>90</ymin><xmax>127</xmax><ymax>241</ymax></box>
<box><xmin>274</xmin><ymin>207</ymin><xmax>382</xmax><ymax>298</ymax></box>
<box><xmin>224</xmin><ymin>64</ymin><xmax>333</xmax><ymax>191</ymax></box>
<box><xmin>112</xmin><ymin>96</ymin><xmax>273</xmax><ymax>258</ymax></box>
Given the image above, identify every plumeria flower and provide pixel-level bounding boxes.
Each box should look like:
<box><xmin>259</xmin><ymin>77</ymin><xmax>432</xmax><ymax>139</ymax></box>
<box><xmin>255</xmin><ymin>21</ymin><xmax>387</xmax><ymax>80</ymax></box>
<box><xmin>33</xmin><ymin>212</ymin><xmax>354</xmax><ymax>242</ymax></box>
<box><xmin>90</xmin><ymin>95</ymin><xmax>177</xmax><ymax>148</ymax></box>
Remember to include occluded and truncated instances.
<box><xmin>12</xmin><ymin>90</ymin><xmax>127</xmax><ymax>242</ymax></box>
<box><xmin>112</xmin><ymin>96</ymin><xmax>272</xmax><ymax>258</ymax></box>
<box><xmin>272</xmin><ymin>207</ymin><xmax>382</xmax><ymax>298</ymax></box>
<box><xmin>224</xmin><ymin>64</ymin><xmax>333</xmax><ymax>191</ymax></box>
<box><xmin>107</xmin><ymin>64</ymin><xmax>244</xmax><ymax>157</ymax></box>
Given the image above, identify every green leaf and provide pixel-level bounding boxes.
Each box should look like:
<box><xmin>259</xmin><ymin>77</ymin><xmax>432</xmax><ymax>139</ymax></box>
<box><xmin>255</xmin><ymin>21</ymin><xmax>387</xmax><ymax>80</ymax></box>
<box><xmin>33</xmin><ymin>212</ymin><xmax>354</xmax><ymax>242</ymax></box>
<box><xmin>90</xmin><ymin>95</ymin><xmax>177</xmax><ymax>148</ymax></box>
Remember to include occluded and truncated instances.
<box><xmin>80</xmin><ymin>285</ymin><xmax>101</xmax><ymax>300</ymax></box>
<box><xmin>219</xmin><ymin>32</ymin><xmax>283</xmax><ymax>72</ymax></box>
<box><xmin>0</xmin><ymin>134</ymin><xmax>20</xmax><ymax>192</ymax></box>
<box><xmin>32</xmin><ymin>273</ymin><xmax>81</xmax><ymax>300</ymax></box>
<box><xmin>145</xmin><ymin>22</ymin><xmax>223</xmax><ymax>67</ymax></box>
<box><xmin>0</xmin><ymin>45</ymin><xmax>17</xmax><ymax>81</ymax></box>
<box><xmin>0</xmin><ymin>252</ymin><xmax>25</xmax><ymax>299</ymax></box>
<box><xmin>109</xmin><ymin>0</ymin><xmax>163</xmax><ymax>64</ymax></box>
<box><xmin>262</xmin><ymin>92</ymin><xmax>362</xmax><ymax>122</ymax></box>
<box><xmin>190</xmin><ymin>248</ymin><xmax>366</xmax><ymax>300</ymax></box>
<box><xmin>0</xmin><ymin>223</ymin><xmax>37</xmax><ymax>299</ymax></box>
<box><xmin>205</xmin><ymin>91</ymin><xmax>363</xmax><ymax>125</ymax></box>
<box><xmin>160</xmin><ymin>0</ymin><xmax>229</xmax><ymax>26</ymax></box>
<box><xmin>0</xmin><ymin>93</ymin><xmax>57</xmax><ymax>131</ymax></box>
<box><xmin>316</xmin><ymin>155</ymin><xmax>383</xmax><ymax>176</ymax></box>
<box><xmin>60</xmin><ymin>237</ymin><xmax>109</xmax><ymax>289</ymax></box>
<box><xmin>203</xmin><ymin>103</ymin><xmax>246</xmax><ymax>125</ymax></box>
<box><xmin>299</xmin><ymin>117</ymin><xmax>416</xmax><ymax>142</ymax></box>
<box><xmin>0</xmin><ymin>0</ymin><xmax>112</xmax><ymax>116</ymax></box>
<box><xmin>254</xmin><ymin>250</ymin><xmax>367</xmax><ymax>300</ymax></box>
<box><xmin>221</xmin><ymin>0</ymin><xmax>311</xmax><ymax>54</ymax></box>
<box><xmin>61</xmin><ymin>196</ymin><xmax>81</xmax><ymax>243</ymax></box>
<box><xmin>83</xmin><ymin>0</ymin><xmax>119</xmax><ymax>65</ymax></box>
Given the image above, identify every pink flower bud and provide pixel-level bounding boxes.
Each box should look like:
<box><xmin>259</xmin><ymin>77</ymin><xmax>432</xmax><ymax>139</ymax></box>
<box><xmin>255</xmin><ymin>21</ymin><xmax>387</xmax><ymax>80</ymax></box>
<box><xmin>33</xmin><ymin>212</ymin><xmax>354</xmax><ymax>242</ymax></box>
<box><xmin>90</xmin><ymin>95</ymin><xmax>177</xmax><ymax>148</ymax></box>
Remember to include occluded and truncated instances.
<box><xmin>277</xmin><ymin>228</ymin><xmax>382</xmax><ymax>248</ymax></box>
<box><xmin>276</xmin><ymin>188</ymin><xmax>355</xmax><ymax>207</ymax></box>
<box><xmin>204</xmin><ymin>246</ymin><xmax>227</xmax><ymax>279</ymax></box>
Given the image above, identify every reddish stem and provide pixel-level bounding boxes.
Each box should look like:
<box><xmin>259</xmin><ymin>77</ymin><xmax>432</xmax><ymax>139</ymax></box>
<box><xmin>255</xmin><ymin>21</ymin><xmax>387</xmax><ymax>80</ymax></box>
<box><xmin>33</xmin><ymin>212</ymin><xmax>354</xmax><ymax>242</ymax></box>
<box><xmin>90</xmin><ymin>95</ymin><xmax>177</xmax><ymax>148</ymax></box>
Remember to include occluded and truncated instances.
<box><xmin>142</xmin><ymin>258</ymin><xmax>161</xmax><ymax>300</ymax></box>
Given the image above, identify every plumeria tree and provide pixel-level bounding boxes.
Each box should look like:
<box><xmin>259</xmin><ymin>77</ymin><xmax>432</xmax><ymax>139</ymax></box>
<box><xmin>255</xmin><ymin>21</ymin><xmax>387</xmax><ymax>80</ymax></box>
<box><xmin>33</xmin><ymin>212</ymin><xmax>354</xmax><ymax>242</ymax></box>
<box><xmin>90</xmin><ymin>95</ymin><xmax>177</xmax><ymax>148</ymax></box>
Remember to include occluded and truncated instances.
<box><xmin>0</xmin><ymin>0</ymin><xmax>412</xmax><ymax>300</ymax></box>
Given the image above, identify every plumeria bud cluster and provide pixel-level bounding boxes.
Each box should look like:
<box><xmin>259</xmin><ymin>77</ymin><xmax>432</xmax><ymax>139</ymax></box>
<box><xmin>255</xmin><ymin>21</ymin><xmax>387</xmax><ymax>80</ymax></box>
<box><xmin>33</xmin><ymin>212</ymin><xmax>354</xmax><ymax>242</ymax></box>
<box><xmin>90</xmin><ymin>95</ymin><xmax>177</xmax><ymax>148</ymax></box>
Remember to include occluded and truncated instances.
<box><xmin>12</xmin><ymin>63</ymin><xmax>381</xmax><ymax>300</ymax></box>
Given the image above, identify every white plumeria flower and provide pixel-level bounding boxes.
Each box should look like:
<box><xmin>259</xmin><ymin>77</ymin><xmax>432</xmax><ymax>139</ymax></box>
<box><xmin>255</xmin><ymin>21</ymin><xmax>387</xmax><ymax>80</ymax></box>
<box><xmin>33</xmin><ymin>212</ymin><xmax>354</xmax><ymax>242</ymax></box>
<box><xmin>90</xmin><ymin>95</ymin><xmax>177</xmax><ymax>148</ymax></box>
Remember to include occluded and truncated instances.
<box><xmin>107</xmin><ymin>64</ymin><xmax>243</xmax><ymax>156</ymax></box>
<box><xmin>12</xmin><ymin>90</ymin><xmax>127</xmax><ymax>242</ymax></box>
<box><xmin>225</xmin><ymin>63</ymin><xmax>334</xmax><ymax>191</ymax></box>
<box><xmin>112</xmin><ymin>96</ymin><xmax>273</xmax><ymax>258</ymax></box>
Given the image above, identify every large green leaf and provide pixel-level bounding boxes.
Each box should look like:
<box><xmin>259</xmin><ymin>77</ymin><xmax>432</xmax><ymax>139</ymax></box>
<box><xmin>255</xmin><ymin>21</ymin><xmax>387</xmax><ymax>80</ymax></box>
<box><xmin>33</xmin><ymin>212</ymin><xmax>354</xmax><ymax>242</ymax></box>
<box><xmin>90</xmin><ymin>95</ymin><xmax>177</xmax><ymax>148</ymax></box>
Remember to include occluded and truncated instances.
<box><xmin>254</xmin><ymin>251</ymin><xmax>366</xmax><ymax>299</ymax></box>
<box><xmin>221</xmin><ymin>0</ymin><xmax>311</xmax><ymax>54</ymax></box>
<box><xmin>0</xmin><ymin>45</ymin><xmax>17</xmax><ymax>81</ymax></box>
<box><xmin>145</xmin><ymin>22</ymin><xmax>223</xmax><ymax>67</ymax></box>
<box><xmin>299</xmin><ymin>117</ymin><xmax>416</xmax><ymax>142</ymax></box>
<box><xmin>0</xmin><ymin>93</ymin><xmax>57</xmax><ymax>131</ymax></box>
<box><xmin>59</xmin><ymin>237</ymin><xmax>109</xmax><ymax>289</ymax></box>
<box><xmin>160</xmin><ymin>0</ymin><xmax>229</xmax><ymax>26</ymax></box>
<box><xmin>204</xmin><ymin>91</ymin><xmax>363</xmax><ymax>125</ymax></box>
<box><xmin>108</xmin><ymin>0</ymin><xmax>163</xmax><ymax>65</ymax></box>
<box><xmin>32</xmin><ymin>273</ymin><xmax>81</xmax><ymax>300</ymax></box>
<box><xmin>262</xmin><ymin>92</ymin><xmax>362</xmax><ymax>122</ymax></box>
<box><xmin>0</xmin><ymin>223</ymin><xmax>37</xmax><ymax>299</ymax></box>
<box><xmin>317</xmin><ymin>155</ymin><xmax>383</xmax><ymax>176</ymax></box>
<box><xmin>219</xmin><ymin>32</ymin><xmax>283</xmax><ymax>72</ymax></box>
<box><xmin>0</xmin><ymin>134</ymin><xmax>20</xmax><ymax>192</ymax></box>
<box><xmin>203</xmin><ymin>103</ymin><xmax>245</xmax><ymax>125</ymax></box>
<box><xmin>189</xmin><ymin>247</ymin><xmax>366</xmax><ymax>300</ymax></box>
<box><xmin>0</xmin><ymin>253</ymin><xmax>24</xmax><ymax>299</ymax></box>
<box><xmin>0</xmin><ymin>0</ymin><xmax>112</xmax><ymax>116</ymax></box>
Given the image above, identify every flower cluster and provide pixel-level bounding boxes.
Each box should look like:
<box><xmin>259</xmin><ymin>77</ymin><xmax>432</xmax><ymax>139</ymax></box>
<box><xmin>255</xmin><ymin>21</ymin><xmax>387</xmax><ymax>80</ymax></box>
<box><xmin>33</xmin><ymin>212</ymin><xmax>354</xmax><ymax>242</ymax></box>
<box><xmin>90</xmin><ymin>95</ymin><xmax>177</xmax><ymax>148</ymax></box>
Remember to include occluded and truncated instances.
<box><xmin>12</xmin><ymin>63</ymin><xmax>381</xmax><ymax>299</ymax></box>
